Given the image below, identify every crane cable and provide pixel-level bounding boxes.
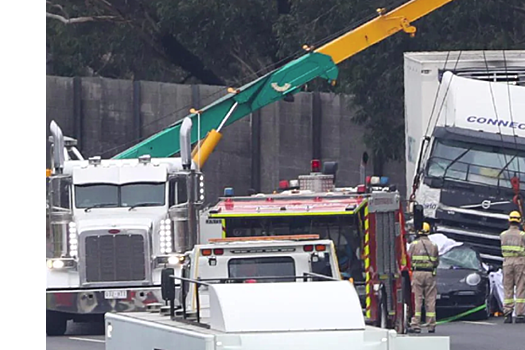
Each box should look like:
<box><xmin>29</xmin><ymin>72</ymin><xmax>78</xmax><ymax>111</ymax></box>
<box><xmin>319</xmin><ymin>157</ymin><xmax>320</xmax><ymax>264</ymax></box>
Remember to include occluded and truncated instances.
<box><xmin>501</xmin><ymin>51</ymin><xmax>523</xmax><ymax>218</ymax></box>
<box><xmin>482</xmin><ymin>51</ymin><xmax>524</xmax><ymax>219</ymax></box>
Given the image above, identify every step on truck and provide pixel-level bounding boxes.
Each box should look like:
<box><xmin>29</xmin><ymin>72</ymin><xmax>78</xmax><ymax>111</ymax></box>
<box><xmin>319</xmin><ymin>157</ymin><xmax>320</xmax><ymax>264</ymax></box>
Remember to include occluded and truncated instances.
<box><xmin>46</xmin><ymin>117</ymin><xmax>204</xmax><ymax>335</ymax></box>
<box><xmin>105</xmin><ymin>235</ymin><xmax>450</xmax><ymax>350</ymax></box>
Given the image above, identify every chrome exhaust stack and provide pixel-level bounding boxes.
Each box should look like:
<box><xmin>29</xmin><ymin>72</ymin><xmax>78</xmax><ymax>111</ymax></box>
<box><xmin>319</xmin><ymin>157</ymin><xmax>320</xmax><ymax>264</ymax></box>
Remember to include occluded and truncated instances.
<box><xmin>170</xmin><ymin>117</ymin><xmax>199</xmax><ymax>253</ymax></box>
<box><xmin>180</xmin><ymin>117</ymin><xmax>192</xmax><ymax>170</ymax></box>
<box><xmin>48</xmin><ymin>121</ymin><xmax>73</xmax><ymax>257</ymax></box>
<box><xmin>50</xmin><ymin>120</ymin><xmax>66</xmax><ymax>174</ymax></box>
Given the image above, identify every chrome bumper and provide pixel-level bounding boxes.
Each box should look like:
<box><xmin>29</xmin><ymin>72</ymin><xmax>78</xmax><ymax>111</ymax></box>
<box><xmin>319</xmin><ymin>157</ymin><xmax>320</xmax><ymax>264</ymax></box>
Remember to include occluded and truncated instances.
<box><xmin>46</xmin><ymin>286</ymin><xmax>164</xmax><ymax>315</ymax></box>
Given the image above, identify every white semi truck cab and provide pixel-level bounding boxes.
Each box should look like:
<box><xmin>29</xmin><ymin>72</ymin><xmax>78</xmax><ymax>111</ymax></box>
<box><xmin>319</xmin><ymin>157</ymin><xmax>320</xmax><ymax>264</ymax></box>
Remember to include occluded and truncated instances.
<box><xmin>46</xmin><ymin>118</ymin><xmax>204</xmax><ymax>335</ymax></box>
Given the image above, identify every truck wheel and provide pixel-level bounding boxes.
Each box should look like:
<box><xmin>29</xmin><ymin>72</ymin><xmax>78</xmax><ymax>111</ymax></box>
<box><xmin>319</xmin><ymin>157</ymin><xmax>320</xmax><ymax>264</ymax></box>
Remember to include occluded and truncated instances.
<box><xmin>46</xmin><ymin>311</ymin><xmax>67</xmax><ymax>336</ymax></box>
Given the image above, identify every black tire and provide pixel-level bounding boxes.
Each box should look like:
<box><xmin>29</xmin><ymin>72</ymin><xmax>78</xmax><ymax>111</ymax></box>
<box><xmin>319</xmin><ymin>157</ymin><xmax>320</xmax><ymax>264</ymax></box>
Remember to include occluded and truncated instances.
<box><xmin>46</xmin><ymin>311</ymin><xmax>67</xmax><ymax>336</ymax></box>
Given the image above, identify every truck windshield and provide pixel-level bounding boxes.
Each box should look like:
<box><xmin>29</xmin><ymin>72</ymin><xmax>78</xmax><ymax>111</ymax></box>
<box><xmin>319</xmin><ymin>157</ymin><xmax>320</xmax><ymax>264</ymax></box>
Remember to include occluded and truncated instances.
<box><xmin>75</xmin><ymin>184</ymin><xmax>119</xmax><ymax>209</ymax></box>
<box><xmin>121</xmin><ymin>183</ymin><xmax>165</xmax><ymax>207</ymax></box>
<box><xmin>427</xmin><ymin>139</ymin><xmax>525</xmax><ymax>188</ymax></box>
<box><xmin>224</xmin><ymin>215</ymin><xmax>363</xmax><ymax>281</ymax></box>
<box><xmin>75</xmin><ymin>182</ymin><xmax>165</xmax><ymax>209</ymax></box>
<box><xmin>228</xmin><ymin>256</ymin><xmax>295</xmax><ymax>282</ymax></box>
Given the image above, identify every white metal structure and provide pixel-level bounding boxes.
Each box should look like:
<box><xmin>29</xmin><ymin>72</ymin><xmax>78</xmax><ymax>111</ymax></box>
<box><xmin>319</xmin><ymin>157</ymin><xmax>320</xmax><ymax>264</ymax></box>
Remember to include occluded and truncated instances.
<box><xmin>46</xmin><ymin>118</ymin><xmax>204</xmax><ymax>335</ymax></box>
<box><xmin>105</xmin><ymin>280</ymin><xmax>449</xmax><ymax>350</ymax></box>
<box><xmin>179</xmin><ymin>237</ymin><xmax>341</xmax><ymax>315</ymax></box>
<box><xmin>404</xmin><ymin>50</ymin><xmax>525</xmax><ymax>264</ymax></box>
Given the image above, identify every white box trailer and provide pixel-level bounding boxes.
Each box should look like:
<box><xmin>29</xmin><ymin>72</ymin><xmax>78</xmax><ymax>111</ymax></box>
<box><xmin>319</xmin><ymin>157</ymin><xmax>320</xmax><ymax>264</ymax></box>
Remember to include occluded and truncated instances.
<box><xmin>105</xmin><ymin>281</ymin><xmax>449</xmax><ymax>350</ymax></box>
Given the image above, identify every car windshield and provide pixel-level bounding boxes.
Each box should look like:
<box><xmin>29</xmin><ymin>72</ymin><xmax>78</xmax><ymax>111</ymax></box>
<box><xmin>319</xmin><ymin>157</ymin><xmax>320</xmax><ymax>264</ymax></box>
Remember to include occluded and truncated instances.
<box><xmin>427</xmin><ymin>139</ymin><xmax>525</xmax><ymax>188</ymax></box>
<box><xmin>75</xmin><ymin>182</ymin><xmax>165</xmax><ymax>209</ymax></box>
<box><xmin>228</xmin><ymin>256</ymin><xmax>296</xmax><ymax>282</ymax></box>
<box><xmin>438</xmin><ymin>246</ymin><xmax>481</xmax><ymax>270</ymax></box>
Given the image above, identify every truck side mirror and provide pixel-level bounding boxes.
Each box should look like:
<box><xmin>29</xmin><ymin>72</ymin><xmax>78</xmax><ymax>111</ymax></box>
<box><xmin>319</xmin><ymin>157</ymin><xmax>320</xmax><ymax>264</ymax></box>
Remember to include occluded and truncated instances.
<box><xmin>161</xmin><ymin>268</ymin><xmax>175</xmax><ymax>301</ymax></box>
<box><xmin>413</xmin><ymin>204</ymin><xmax>424</xmax><ymax>232</ymax></box>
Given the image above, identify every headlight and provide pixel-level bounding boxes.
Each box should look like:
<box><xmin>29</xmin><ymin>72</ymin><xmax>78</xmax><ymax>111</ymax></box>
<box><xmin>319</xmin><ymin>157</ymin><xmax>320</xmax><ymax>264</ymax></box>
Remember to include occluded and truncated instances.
<box><xmin>47</xmin><ymin>258</ymin><xmax>76</xmax><ymax>269</ymax></box>
<box><xmin>53</xmin><ymin>260</ymin><xmax>65</xmax><ymax>269</ymax></box>
<box><xmin>168</xmin><ymin>255</ymin><xmax>183</xmax><ymax>265</ymax></box>
<box><xmin>465</xmin><ymin>273</ymin><xmax>481</xmax><ymax>286</ymax></box>
<box><xmin>155</xmin><ymin>255</ymin><xmax>185</xmax><ymax>267</ymax></box>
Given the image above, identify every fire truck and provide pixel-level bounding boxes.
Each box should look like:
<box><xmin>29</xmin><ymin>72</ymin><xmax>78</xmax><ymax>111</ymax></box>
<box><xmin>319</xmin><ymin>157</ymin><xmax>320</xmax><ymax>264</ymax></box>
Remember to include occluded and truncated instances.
<box><xmin>200</xmin><ymin>159</ymin><xmax>413</xmax><ymax>332</ymax></box>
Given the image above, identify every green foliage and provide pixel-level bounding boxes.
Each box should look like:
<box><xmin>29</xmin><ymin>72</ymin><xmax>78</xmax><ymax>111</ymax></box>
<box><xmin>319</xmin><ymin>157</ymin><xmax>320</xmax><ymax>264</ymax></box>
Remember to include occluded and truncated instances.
<box><xmin>47</xmin><ymin>0</ymin><xmax>525</xmax><ymax>165</ymax></box>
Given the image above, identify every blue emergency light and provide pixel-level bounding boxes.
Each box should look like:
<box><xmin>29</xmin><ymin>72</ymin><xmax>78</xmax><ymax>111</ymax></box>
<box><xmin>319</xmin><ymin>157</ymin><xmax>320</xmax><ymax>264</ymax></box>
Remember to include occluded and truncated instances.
<box><xmin>224</xmin><ymin>187</ymin><xmax>234</xmax><ymax>197</ymax></box>
<box><xmin>380</xmin><ymin>177</ymin><xmax>389</xmax><ymax>185</ymax></box>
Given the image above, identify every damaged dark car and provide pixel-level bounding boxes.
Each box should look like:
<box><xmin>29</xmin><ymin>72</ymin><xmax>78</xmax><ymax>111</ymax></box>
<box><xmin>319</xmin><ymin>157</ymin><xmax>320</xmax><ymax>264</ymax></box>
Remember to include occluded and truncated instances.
<box><xmin>435</xmin><ymin>244</ymin><xmax>491</xmax><ymax>320</ymax></box>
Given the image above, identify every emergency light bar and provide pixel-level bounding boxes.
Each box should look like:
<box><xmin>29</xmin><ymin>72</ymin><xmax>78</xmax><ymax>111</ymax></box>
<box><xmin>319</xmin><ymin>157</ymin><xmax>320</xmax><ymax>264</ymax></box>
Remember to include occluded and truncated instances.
<box><xmin>208</xmin><ymin>234</ymin><xmax>320</xmax><ymax>243</ymax></box>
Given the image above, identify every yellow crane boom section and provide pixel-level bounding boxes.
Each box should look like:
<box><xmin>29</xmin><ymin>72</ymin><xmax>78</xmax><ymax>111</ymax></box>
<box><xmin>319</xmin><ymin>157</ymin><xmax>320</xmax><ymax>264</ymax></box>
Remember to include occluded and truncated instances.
<box><xmin>315</xmin><ymin>0</ymin><xmax>455</xmax><ymax>64</ymax></box>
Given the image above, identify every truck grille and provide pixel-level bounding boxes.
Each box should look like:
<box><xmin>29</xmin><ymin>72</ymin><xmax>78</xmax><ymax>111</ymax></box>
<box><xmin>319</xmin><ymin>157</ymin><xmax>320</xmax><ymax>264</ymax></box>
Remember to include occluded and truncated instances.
<box><xmin>84</xmin><ymin>234</ymin><xmax>146</xmax><ymax>283</ymax></box>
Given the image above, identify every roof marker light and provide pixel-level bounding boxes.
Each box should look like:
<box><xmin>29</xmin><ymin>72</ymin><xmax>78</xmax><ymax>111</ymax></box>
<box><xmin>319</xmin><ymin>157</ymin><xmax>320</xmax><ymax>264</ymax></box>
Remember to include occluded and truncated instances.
<box><xmin>279</xmin><ymin>180</ymin><xmax>289</xmax><ymax>190</ymax></box>
<box><xmin>311</xmin><ymin>159</ymin><xmax>321</xmax><ymax>173</ymax></box>
<box><xmin>224</xmin><ymin>188</ymin><xmax>234</xmax><ymax>197</ymax></box>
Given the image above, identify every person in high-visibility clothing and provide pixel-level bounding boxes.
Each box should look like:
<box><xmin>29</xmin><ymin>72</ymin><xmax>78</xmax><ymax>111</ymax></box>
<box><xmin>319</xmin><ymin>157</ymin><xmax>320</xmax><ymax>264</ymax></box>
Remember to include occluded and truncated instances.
<box><xmin>408</xmin><ymin>222</ymin><xmax>439</xmax><ymax>333</ymax></box>
<box><xmin>500</xmin><ymin>210</ymin><xmax>525</xmax><ymax>324</ymax></box>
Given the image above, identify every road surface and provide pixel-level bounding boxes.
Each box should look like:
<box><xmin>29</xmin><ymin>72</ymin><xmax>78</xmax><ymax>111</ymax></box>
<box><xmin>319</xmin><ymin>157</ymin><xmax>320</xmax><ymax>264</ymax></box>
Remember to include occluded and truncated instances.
<box><xmin>47</xmin><ymin>321</ymin><xmax>105</xmax><ymax>350</ymax></box>
<box><xmin>46</xmin><ymin>317</ymin><xmax>522</xmax><ymax>350</ymax></box>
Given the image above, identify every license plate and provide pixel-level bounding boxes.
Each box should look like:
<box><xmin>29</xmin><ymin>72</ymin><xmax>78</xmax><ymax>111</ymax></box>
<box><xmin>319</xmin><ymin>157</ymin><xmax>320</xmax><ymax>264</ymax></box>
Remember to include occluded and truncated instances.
<box><xmin>436</xmin><ymin>294</ymin><xmax>441</xmax><ymax>300</ymax></box>
<box><xmin>104</xmin><ymin>290</ymin><xmax>127</xmax><ymax>299</ymax></box>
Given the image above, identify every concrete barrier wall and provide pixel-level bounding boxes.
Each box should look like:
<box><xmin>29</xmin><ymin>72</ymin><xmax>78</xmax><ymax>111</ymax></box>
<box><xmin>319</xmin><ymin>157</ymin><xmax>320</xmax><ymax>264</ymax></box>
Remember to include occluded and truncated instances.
<box><xmin>46</xmin><ymin>75</ymin><xmax>406</xmax><ymax>205</ymax></box>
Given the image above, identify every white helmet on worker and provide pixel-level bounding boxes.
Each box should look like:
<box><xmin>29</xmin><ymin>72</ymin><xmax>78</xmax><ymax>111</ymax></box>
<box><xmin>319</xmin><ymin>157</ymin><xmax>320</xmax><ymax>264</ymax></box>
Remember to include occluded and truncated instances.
<box><xmin>508</xmin><ymin>210</ymin><xmax>521</xmax><ymax>224</ymax></box>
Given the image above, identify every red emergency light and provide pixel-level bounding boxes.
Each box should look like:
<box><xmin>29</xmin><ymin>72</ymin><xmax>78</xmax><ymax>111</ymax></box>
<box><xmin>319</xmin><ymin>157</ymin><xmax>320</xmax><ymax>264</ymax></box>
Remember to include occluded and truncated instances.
<box><xmin>279</xmin><ymin>180</ymin><xmax>289</xmax><ymax>190</ymax></box>
<box><xmin>311</xmin><ymin>159</ymin><xmax>321</xmax><ymax>173</ymax></box>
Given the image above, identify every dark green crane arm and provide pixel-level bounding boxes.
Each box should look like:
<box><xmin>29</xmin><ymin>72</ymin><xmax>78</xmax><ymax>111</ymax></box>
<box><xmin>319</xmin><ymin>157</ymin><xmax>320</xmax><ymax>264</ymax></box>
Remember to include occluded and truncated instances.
<box><xmin>113</xmin><ymin>53</ymin><xmax>338</xmax><ymax>159</ymax></box>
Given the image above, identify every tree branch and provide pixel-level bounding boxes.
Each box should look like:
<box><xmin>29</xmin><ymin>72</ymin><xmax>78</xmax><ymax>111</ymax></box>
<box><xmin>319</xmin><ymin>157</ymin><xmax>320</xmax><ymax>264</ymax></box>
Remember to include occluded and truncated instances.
<box><xmin>46</xmin><ymin>12</ymin><xmax>117</xmax><ymax>24</ymax></box>
<box><xmin>46</xmin><ymin>1</ymin><xmax>68</xmax><ymax>17</ymax></box>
